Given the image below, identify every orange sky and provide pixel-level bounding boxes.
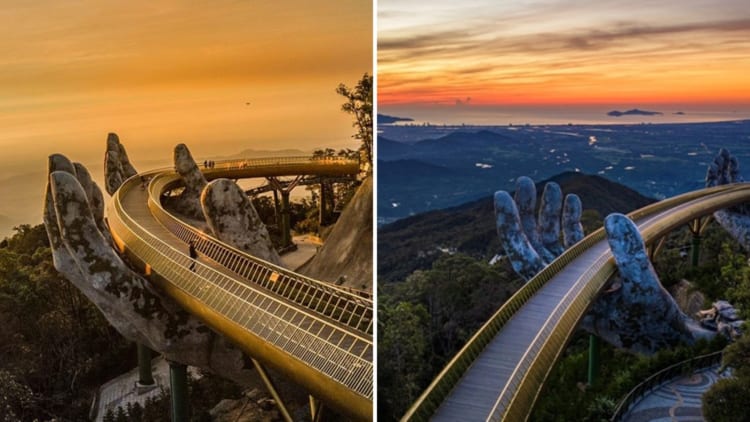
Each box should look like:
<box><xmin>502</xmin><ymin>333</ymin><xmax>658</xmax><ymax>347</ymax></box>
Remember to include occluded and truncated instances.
<box><xmin>0</xmin><ymin>0</ymin><xmax>371</xmax><ymax>235</ymax></box>
<box><xmin>378</xmin><ymin>1</ymin><xmax>750</xmax><ymax>107</ymax></box>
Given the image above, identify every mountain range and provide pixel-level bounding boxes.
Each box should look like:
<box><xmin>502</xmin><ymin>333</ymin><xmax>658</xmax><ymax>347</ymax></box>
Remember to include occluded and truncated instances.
<box><xmin>378</xmin><ymin>172</ymin><xmax>655</xmax><ymax>282</ymax></box>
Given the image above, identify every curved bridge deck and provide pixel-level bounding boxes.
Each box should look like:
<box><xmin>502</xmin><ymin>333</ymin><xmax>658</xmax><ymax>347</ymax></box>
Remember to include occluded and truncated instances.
<box><xmin>404</xmin><ymin>184</ymin><xmax>750</xmax><ymax>422</ymax></box>
<box><xmin>107</xmin><ymin>156</ymin><xmax>372</xmax><ymax>420</ymax></box>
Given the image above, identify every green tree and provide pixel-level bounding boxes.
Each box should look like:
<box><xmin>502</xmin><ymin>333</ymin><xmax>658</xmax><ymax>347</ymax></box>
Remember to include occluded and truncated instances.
<box><xmin>378</xmin><ymin>301</ymin><xmax>430</xmax><ymax>421</ymax></box>
<box><xmin>702</xmin><ymin>378</ymin><xmax>750</xmax><ymax>422</ymax></box>
<box><xmin>337</xmin><ymin>73</ymin><xmax>373</xmax><ymax>166</ymax></box>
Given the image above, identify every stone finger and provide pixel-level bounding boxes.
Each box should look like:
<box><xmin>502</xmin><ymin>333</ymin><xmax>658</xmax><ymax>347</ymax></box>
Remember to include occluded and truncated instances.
<box><xmin>514</xmin><ymin>176</ymin><xmax>553</xmax><ymax>263</ymax></box>
<box><xmin>539</xmin><ymin>182</ymin><xmax>564</xmax><ymax>256</ymax></box>
<box><xmin>172</xmin><ymin>143</ymin><xmax>208</xmax><ymax>219</ymax></box>
<box><xmin>495</xmin><ymin>191</ymin><xmax>544</xmax><ymax>281</ymax></box>
<box><xmin>73</xmin><ymin>162</ymin><xmax>112</xmax><ymax>243</ymax></box>
<box><xmin>562</xmin><ymin>194</ymin><xmax>584</xmax><ymax>248</ymax></box>
<box><xmin>201</xmin><ymin>179</ymin><xmax>281</xmax><ymax>265</ymax></box>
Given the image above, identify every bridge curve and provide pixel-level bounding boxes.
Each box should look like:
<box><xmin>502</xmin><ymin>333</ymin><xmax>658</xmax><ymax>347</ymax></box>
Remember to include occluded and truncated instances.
<box><xmin>403</xmin><ymin>184</ymin><xmax>750</xmax><ymax>422</ymax></box>
<box><xmin>107</xmin><ymin>156</ymin><xmax>372</xmax><ymax>420</ymax></box>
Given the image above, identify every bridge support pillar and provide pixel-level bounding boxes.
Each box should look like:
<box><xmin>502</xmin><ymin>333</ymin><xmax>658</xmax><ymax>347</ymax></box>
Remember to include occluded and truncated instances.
<box><xmin>251</xmin><ymin>359</ymin><xmax>293</xmax><ymax>422</ymax></box>
<box><xmin>691</xmin><ymin>234</ymin><xmax>701</xmax><ymax>267</ymax></box>
<box><xmin>319</xmin><ymin>180</ymin><xmax>335</xmax><ymax>227</ymax></box>
<box><xmin>268</xmin><ymin>176</ymin><xmax>303</xmax><ymax>249</ymax></box>
<box><xmin>137</xmin><ymin>343</ymin><xmax>155</xmax><ymax>386</ymax></box>
<box><xmin>169</xmin><ymin>362</ymin><xmax>189</xmax><ymax>422</ymax></box>
<box><xmin>309</xmin><ymin>395</ymin><xmax>325</xmax><ymax>422</ymax></box>
<box><xmin>688</xmin><ymin>216</ymin><xmax>711</xmax><ymax>268</ymax></box>
<box><xmin>280</xmin><ymin>190</ymin><xmax>292</xmax><ymax>248</ymax></box>
<box><xmin>588</xmin><ymin>335</ymin><xmax>600</xmax><ymax>385</ymax></box>
<box><xmin>272</xmin><ymin>188</ymin><xmax>281</xmax><ymax>228</ymax></box>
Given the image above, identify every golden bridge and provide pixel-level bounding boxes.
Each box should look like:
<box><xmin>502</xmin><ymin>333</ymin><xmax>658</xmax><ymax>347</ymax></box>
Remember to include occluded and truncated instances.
<box><xmin>107</xmin><ymin>156</ymin><xmax>372</xmax><ymax>421</ymax></box>
<box><xmin>402</xmin><ymin>183</ymin><xmax>750</xmax><ymax>421</ymax></box>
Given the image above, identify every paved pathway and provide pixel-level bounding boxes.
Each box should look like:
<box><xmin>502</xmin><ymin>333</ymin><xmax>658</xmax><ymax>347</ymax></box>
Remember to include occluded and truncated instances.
<box><xmin>93</xmin><ymin>357</ymin><xmax>200</xmax><ymax>421</ymax></box>
<box><xmin>623</xmin><ymin>366</ymin><xmax>728</xmax><ymax>422</ymax></box>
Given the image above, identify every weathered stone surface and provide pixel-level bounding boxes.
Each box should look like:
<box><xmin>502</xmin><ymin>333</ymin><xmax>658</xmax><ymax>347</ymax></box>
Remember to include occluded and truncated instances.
<box><xmin>668</xmin><ymin>279</ymin><xmax>706</xmax><ymax>317</ymax></box>
<box><xmin>104</xmin><ymin>133</ymin><xmax>138</xmax><ymax>195</ymax></box>
<box><xmin>300</xmin><ymin>177</ymin><xmax>373</xmax><ymax>290</ymax></box>
<box><xmin>514</xmin><ymin>176</ymin><xmax>554</xmax><ymax>263</ymax></box>
<box><xmin>44</xmin><ymin>156</ymin><xmax>256</xmax><ymax>386</ymax></box>
<box><xmin>494</xmin><ymin>191</ymin><xmax>544</xmax><ymax>280</ymax></box>
<box><xmin>495</xmin><ymin>179</ymin><xmax>582</xmax><ymax>280</ymax></box>
<box><xmin>73</xmin><ymin>161</ymin><xmax>111</xmax><ymax>244</ymax></box>
<box><xmin>201</xmin><ymin>179</ymin><xmax>281</xmax><ymax>265</ymax></box>
<box><xmin>209</xmin><ymin>390</ymin><xmax>281</xmax><ymax>422</ymax></box>
<box><xmin>706</xmin><ymin>148</ymin><xmax>750</xmax><ymax>250</ymax></box>
<box><xmin>580</xmin><ymin>214</ymin><xmax>713</xmax><ymax>354</ymax></box>
<box><xmin>539</xmin><ymin>182</ymin><xmax>564</xmax><ymax>256</ymax></box>
<box><xmin>562</xmin><ymin>194</ymin><xmax>584</xmax><ymax>248</ymax></box>
<box><xmin>169</xmin><ymin>143</ymin><xmax>207</xmax><ymax>220</ymax></box>
<box><xmin>494</xmin><ymin>177</ymin><xmax>717</xmax><ymax>354</ymax></box>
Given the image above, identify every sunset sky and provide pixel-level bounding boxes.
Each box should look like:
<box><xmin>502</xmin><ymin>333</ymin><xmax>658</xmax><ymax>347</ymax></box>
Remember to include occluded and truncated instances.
<box><xmin>379</xmin><ymin>0</ymin><xmax>750</xmax><ymax>109</ymax></box>
<box><xmin>0</xmin><ymin>1</ymin><xmax>371</xmax><ymax>234</ymax></box>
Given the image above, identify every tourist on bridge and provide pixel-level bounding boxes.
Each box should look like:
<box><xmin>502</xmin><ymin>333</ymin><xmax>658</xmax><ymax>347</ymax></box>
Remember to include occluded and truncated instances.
<box><xmin>188</xmin><ymin>240</ymin><xmax>198</xmax><ymax>271</ymax></box>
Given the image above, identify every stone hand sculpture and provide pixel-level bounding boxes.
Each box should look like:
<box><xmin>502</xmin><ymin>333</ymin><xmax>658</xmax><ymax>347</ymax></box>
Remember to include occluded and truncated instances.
<box><xmin>494</xmin><ymin>176</ymin><xmax>582</xmax><ymax>280</ymax></box>
<box><xmin>104</xmin><ymin>133</ymin><xmax>138</xmax><ymax>195</ymax></box>
<box><xmin>202</xmin><ymin>179</ymin><xmax>282</xmax><ymax>265</ymax></box>
<box><xmin>45</xmin><ymin>154</ymin><xmax>256</xmax><ymax>385</ymax></box>
<box><xmin>168</xmin><ymin>143</ymin><xmax>209</xmax><ymax>220</ymax></box>
<box><xmin>706</xmin><ymin>148</ymin><xmax>750</xmax><ymax>250</ymax></box>
<box><xmin>581</xmin><ymin>214</ymin><xmax>712</xmax><ymax>353</ymax></box>
<box><xmin>494</xmin><ymin>177</ymin><xmax>712</xmax><ymax>354</ymax></box>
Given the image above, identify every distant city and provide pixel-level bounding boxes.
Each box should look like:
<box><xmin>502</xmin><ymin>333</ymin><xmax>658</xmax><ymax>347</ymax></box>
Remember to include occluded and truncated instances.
<box><xmin>378</xmin><ymin>117</ymin><xmax>750</xmax><ymax>225</ymax></box>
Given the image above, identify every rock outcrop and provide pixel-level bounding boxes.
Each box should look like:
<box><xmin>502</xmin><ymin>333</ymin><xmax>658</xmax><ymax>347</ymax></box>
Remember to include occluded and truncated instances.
<box><xmin>201</xmin><ymin>179</ymin><xmax>281</xmax><ymax>265</ymax></box>
<box><xmin>104</xmin><ymin>133</ymin><xmax>138</xmax><ymax>195</ymax></box>
<box><xmin>669</xmin><ymin>279</ymin><xmax>706</xmax><ymax>317</ymax></box>
<box><xmin>300</xmin><ymin>177</ymin><xmax>373</xmax><ymax>290</ymax></box>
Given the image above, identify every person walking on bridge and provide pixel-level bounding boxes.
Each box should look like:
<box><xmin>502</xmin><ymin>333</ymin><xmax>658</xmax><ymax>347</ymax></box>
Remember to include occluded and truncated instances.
<box><xmin>188</xmin><ymin>240</ymin><xmax>198</xmax><ymax>271</ymax></box>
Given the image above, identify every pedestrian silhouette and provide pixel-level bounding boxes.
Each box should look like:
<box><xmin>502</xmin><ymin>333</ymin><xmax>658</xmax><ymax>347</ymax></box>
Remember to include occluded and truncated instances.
<box><xmin>188</xmin><ymin>240</ymin><xmax>197</xmax><ymax>271</ymax></box>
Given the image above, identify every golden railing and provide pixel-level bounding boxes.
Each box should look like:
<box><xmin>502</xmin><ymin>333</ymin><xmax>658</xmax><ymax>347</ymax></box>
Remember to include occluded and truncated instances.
<box><xmin>402</xmin><ymin>183</ymin><xmax>750</xmax><ymax>421</ymax></box>
<box><xmin>610</xmin><ymin>350</ymin><xmax>723</xmax><ymax>421</ymax></box>
<box><xmin>108</xmin><ymin>156</ymin><xmax>372</xmax><ymax>420</ymax></box>
<box><xmin>148</xmin><ymin>170</ymin><xmax>373</xmax><ymax>335</ymax></box>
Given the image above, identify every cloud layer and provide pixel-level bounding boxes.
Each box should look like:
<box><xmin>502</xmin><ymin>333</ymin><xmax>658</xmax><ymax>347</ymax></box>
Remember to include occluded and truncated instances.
<box><xmin>379</xmin><ymin>0</ymin><xmax>750</xmax><ymax>105</ymax></box>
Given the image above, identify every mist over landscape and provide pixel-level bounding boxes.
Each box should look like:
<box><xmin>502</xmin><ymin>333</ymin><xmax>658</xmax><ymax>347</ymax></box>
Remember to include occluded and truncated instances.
<box><xmin>0</xmin><ymin>144</ymin><xmax>334</xmax><ymax>238</ymax></box>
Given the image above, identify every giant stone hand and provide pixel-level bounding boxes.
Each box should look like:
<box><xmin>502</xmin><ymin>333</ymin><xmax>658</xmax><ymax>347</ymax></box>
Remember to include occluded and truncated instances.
<box><xmin>494</xmin><ymin>177</ymin><xmax>712</xmax><ymax>354</ymax></box>
<box><xmin>581</xmin><ymin>214</ymin><xmax>712</xmax><ymax>353</ymax></box>
<box><xmin>706</xmin><ymin>148</ymin><xmax>750</xmax><ymax>250</ymax></box>
<box><xmin>44</xmin><ymin>153</ymin><xmax>256</xmax><ymax>385</ymax></box>
<box><xmin>494</xmin><ymin>177</ymin><xmax>582</xmax><ymax>280</ymax></box>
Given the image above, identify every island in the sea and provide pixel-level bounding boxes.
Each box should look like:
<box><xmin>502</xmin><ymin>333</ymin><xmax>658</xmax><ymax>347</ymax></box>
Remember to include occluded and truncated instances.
<box><xmin>378</xmin><ymin>114</ymin><xmax>415</xmax><ymax>124</ymax></box>
<box><xmin>607</xmin><ymin>108</ymin><xmax>663</xmax><ymax>117</ymax></box>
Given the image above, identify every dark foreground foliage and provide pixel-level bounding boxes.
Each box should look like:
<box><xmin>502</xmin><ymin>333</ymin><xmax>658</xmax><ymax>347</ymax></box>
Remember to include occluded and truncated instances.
<box><xmin>0</xmin><ymin>224</ymin><xmax>133</xmax><ymax>420</ymax></box>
